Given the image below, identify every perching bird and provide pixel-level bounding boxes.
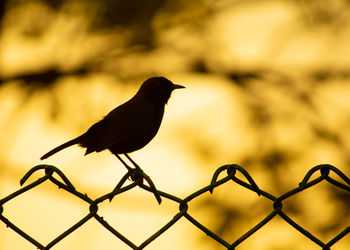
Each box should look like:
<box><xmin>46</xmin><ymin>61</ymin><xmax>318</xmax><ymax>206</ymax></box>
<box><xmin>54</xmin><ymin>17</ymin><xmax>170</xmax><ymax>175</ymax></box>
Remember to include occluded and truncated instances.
<box><xmin>41</xmin><ymin>77</ymin><xmax>185</xmax><ymax>160</ymax></box>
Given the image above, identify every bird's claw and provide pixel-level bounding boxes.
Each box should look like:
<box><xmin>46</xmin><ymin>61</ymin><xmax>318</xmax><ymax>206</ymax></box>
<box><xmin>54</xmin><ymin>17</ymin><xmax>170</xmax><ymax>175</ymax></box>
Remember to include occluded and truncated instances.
<box><xmin>109</xmin><ymin>167</ymin><xmax>161</xmax><ymax>204</ymax></box>
<box><xmin>128</xmin><ymin>168</ymin><xmax>144</xmax><ymax>184</ymax></box>
<box><xmin>128</xmin><ymin>168</ymin><xmax>162</xmax><ymax>204</ymax></box>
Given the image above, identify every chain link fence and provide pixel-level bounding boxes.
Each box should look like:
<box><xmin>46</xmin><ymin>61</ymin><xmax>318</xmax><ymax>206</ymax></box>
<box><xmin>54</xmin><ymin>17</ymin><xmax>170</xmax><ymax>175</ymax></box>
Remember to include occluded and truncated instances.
<box><xmin>1</xmin><ymin>164</ymin><xmax>349</xmax><ymax>249</ymax></box>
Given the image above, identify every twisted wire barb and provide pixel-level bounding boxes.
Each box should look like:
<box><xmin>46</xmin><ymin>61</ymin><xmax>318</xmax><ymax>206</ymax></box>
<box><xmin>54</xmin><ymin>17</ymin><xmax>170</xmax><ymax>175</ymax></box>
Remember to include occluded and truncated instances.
<box><xmin>0</xmin><ymin>164</ymin><xmax>349</xmax><ymax>249</ymax></box>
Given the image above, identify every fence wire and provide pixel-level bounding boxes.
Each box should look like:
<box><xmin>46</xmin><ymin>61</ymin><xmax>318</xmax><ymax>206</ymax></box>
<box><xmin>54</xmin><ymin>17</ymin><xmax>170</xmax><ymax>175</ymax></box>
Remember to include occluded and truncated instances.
<box><xmin>0</xmin><ymin>164</ymin><xmax>349</xmax><ymax>249</ymax></box>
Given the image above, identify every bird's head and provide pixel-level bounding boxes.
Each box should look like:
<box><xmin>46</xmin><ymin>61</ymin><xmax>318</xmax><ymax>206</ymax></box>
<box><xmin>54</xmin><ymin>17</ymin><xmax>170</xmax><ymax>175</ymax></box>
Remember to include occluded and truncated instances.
<box><xmin>138</xmin><ymin>77</ymin><xmax>185</xmax><ymax>105</ymax></box>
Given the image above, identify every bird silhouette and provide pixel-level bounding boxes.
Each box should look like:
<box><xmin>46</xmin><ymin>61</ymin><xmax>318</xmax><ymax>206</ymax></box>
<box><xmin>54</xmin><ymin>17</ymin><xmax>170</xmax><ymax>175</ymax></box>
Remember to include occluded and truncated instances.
<box><xmin>41</xmin><ymin>77</ymin><xmax>184</xmax><ymax>159</ymax></box>
<box><xmin>41</xmin><ymin>76</ymin><xmax>185</xmax><ymax>204</ymax></box>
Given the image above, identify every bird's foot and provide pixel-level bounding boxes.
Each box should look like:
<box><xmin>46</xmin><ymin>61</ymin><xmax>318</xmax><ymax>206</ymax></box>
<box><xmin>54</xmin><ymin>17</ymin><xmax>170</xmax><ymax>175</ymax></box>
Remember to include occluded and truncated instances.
<box><xmin>128</xmin><ymin>168</ymin><xmax>162</xmax><ymax>204</ymax></box>
<box><xmin>109</xmin><ymin>167</ymin><xmax>161</xmax><ymax>204</ymax></box>
<box><xmin>128</xmin><ymin>167</ymin><xmax>145</xmax><ymax>183</ymax></box>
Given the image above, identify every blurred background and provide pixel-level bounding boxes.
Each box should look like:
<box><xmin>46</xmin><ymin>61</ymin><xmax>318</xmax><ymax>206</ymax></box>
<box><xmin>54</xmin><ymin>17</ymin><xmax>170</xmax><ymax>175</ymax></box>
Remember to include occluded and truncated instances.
<box><xmin>1</xmin><ymin>0</ymin><xmax>350</xmax><ymax>249</ymax></box>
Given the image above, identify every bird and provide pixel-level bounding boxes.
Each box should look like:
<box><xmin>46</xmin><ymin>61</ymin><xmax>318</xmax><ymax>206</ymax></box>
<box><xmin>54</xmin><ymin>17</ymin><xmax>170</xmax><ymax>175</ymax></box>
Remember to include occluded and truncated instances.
<box><xmin>41</xmin><ymin>77</ymin><xmax>185</xmax><ymax>161</ymax></box>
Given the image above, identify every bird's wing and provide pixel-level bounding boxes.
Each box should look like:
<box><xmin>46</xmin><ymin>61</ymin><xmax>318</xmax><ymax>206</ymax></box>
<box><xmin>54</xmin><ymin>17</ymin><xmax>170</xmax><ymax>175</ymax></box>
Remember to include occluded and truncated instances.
<box><xmin>80</xmin><ymin>99</ymin><xmax>161</xmax><ymax>154</ymax></box>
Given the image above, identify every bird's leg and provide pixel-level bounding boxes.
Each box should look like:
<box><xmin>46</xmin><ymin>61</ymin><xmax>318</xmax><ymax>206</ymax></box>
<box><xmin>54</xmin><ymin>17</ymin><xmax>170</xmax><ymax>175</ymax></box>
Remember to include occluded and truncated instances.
<box><xmin>115</xmin><ymin>154</ymin><xmax>132</xmax><ymax>171</ymax></box>
<box><xmin>109</xmin><ymin>153</ymin><xmax>142</xmax><ymax>202</ymax></box>
<box><xmin>124</xmin><ymin>153</ymin><xmax>162</xmax><ymax>204</ymax></box>
<box><xmin>124</xmin><ymin>154</ymin><xmax>142</xmax><ymax>171</ymax></box>
<box><xmin>114</xmin><ymin>154</ymin><xmax>142</xmax><ymax>183</ymax></box>
<box><xmin>123</xmin><ymin>153</ymin><xmax>148</xmax><ymax>182</ymax></box>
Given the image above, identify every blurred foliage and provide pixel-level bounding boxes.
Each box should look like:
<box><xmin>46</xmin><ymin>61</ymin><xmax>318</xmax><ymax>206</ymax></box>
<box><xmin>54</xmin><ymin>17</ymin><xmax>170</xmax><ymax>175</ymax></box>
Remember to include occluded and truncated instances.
<box><xmin>1</xmin><ymin>0</ymin><xmax>350</xmax><ymax>249</ymax></box>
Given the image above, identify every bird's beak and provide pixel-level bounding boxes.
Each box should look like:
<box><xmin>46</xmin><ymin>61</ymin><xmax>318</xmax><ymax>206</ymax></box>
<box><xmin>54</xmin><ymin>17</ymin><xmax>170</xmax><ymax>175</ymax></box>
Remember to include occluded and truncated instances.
<box><xmin>171</xmin><ymin>84</ymin><xmax>185</xmax><ymax>90</ymax></box>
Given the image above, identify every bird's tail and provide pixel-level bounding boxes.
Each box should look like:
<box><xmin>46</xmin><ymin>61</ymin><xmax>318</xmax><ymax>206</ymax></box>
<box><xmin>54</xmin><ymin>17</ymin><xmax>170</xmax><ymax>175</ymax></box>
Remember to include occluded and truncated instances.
<box><xmin>40</xmin><ymin>135</ymin><xmax>84</xmax><ymax>160</ymax></box>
